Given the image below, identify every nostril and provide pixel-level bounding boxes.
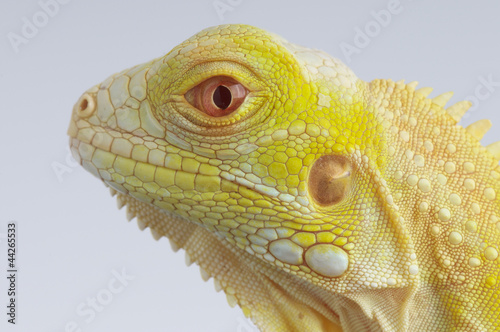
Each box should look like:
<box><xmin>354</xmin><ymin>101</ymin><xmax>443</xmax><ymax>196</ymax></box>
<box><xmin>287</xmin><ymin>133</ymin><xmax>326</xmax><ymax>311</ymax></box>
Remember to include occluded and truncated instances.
<box><xmin>76</xmin><ymin>93</ymin><xmax>95</xmax><ymax>118</ymax></box>
<box><xmin>79</xmin><ymin>98</ymin><xmax>88</xmax><ymax>112</ymax></box>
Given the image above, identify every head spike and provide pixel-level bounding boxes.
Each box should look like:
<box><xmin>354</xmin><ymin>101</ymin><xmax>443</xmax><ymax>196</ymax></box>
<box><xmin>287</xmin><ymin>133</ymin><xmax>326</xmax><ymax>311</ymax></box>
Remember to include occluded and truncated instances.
<box><xmin>136</xmin><ymin>216</ymin><xmax>147</xmax><ymax>230</ymax></box>
<box><xmin>407</xmin><ymin>81</ymin><xmax>418</xmax><ymax>89</ymax></box>
<box><xmin>465</xmin><ymin>119</ymin><xmax>492</xmax><ymax>141</ymax></box>
<box><xmin>150</xmin><ymin>228</ymin><xmax>162</xmax><ymax>240</ymax></box>
<box><xmin>213</xmin><ymin>278</ymin><xmax>222</xmax><ymax>292</ymax></box>
<box><xmin>109</xmin><ymin>188</ymin><xmax>117</xmax><ymax>197</ymax></box>
<box><xmin>169</xmin><ymin>239</ymin><xmax>180</xmax><ymax>252</ymax></box>
<box><xmin>226</xmin><ymin>293</ymin><xmax>238</xmax><ymax>308</ymax></box>
<box><xmin>487</xmin><ymin>141</ymin><xmax>500</xmax><ymax>160</ymax></box>
<box><xmin>395</xmin><ymin>79</ymin><xmax>405</xmax><ymax>89</ymax></box>
<box><xmin>446</xmin><ymin>100</ymin><xmax>472</xmax><ymax>123</ymax></box>
<box><xmin>116</xmin><ymin>196</ymin><xmax>125</xmax><ymax>209</ymax></box>
<box><xmin>432</xmin><ymin>91</ymin><xmax>454</xmax><ymax>108</ymax></box>
<box><xmin>415</xmin><ymin>87</ymin><xmax>433</xmax><ymax>98</ymax></box>
<box><xmin>185</xmin><ymin>252</ymin><xmax>193</xmax><ymax>266</ymax></box>
<box><xmin>199</xmin><ymin>266</ymin><xmax>210</xmax><ymax>281</ymax></box>
<box><xmin>126</xmin><ymin>208</ymin><xmax>136</xmax><ymax>222</ymax></box>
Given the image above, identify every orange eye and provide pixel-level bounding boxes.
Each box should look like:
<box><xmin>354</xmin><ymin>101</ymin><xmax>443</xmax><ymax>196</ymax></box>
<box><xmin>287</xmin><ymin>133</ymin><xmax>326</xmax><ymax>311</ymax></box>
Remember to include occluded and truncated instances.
<box><xmin>185</xmin><ymin>76</ymin><xmax>248</xmax><ymax>117</ymax></box>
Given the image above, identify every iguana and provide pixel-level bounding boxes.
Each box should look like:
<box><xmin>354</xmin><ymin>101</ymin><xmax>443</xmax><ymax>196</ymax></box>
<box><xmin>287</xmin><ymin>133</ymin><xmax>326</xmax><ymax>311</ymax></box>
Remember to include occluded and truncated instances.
<box><xmin>67</xmin><ymin>24</ymin><xmax>500</xmax><ymax>331</ymax></box>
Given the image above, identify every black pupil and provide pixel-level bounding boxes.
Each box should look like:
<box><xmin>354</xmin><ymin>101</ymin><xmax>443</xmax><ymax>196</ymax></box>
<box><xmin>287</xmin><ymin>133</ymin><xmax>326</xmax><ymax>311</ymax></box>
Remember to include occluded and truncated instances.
<box><xmin>213</xmin><ymin>85</ymin><xmax>232</xmax><ymax>109</ymax></box>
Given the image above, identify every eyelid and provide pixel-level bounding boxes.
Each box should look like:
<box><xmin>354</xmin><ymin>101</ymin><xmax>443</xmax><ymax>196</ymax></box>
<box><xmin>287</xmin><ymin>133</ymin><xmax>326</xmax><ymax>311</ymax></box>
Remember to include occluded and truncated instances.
<box><xmin>161</xmin><ymin>60</ymin><xmax>270</xmax><ymax>133</ymax></box>
<box><xmin>173</xmin><ymin>60</ymin><xmax>264</xmax><ymax>96</ymax></box>
<box><xmin>168</xmin><ymin>92</ymin><xmax>269</xmax><ymax>135</ymax></box>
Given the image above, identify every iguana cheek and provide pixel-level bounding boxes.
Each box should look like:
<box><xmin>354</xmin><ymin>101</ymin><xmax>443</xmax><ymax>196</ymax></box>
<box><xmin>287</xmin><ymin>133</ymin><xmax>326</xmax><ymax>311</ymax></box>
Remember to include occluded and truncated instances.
<box><xmin>304</xmin><ymin>244</ymin><xmax>349</xmax><ymax>277</ymax></box>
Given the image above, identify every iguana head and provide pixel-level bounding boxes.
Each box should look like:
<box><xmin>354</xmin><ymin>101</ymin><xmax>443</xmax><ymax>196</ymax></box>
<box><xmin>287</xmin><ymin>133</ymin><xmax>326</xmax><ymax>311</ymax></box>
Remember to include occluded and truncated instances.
<box><xmin>69</xmin><ymin>24</ymin><xmax>500</xmax><ymax>331</ymax></box>
<box><xmin>69</xmin><ymin>23</ymin><xmax>392</xmax><ymax>277</ymax></box>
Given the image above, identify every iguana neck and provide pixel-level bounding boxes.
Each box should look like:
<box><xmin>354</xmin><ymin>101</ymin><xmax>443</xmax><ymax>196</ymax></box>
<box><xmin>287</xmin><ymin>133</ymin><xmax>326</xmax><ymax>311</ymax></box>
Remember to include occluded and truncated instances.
<box><xmin>368</xmin><ymin>79</ymin><xmax>500</xmax><ymax>329</ymax></box>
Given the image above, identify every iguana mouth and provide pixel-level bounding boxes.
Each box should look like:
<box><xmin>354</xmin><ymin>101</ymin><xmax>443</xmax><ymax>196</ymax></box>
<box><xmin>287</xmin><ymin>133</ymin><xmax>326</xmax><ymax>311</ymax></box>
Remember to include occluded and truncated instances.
<box><xmin>69</xmin><ymin>136</ymin><xmax>222</xmax><ymax>197</ymax></box>
<box><xmin>69</xmin><ymin>133</ymin><xmax>298</xmax><ymax>215</ymax></box>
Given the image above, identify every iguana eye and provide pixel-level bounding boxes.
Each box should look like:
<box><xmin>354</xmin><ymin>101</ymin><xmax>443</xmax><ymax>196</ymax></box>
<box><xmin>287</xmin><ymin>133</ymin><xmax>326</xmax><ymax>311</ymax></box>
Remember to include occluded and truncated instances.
<box><xmin>185</xmin><ymin>76</ymin><xmax>248</xmax><ymax>117</ymax></box>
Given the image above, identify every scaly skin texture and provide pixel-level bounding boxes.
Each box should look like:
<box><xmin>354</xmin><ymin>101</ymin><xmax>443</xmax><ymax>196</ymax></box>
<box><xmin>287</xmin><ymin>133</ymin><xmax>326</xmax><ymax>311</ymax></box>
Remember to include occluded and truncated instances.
<box><xmin>68</xmin><ymin>25</ymin><xmax>500</xmax><ymax>331</ymax></box>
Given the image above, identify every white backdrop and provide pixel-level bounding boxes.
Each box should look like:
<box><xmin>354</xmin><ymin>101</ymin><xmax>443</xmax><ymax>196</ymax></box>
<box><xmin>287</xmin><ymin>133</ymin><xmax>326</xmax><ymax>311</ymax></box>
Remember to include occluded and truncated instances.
<box><xmin>1</xmin><ymin>1</ymin><xmax>500</xmax><ymax>331</ymax></box>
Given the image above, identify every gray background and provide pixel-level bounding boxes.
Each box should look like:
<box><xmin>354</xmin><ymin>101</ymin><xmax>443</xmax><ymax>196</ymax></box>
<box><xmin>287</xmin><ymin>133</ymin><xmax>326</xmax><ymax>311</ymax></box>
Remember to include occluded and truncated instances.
<box><xmin>1</xmin><ymin>1</ymin><xmax>500</xmax><ymax>331</ymax></box>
